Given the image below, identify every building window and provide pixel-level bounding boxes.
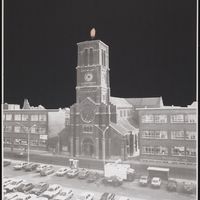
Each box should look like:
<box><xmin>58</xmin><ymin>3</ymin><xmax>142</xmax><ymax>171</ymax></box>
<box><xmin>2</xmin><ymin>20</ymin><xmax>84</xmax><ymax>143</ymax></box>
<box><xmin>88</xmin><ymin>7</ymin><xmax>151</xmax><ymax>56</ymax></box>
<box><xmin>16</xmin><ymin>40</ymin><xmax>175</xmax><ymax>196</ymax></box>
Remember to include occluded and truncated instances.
<box><xmin>185</xmin><ymin>131</ymin><xmax>196</xmax><ymax>140</ymax></box>
<box><xmin>4</xmin><ymin>125</ymin><xmax>12</xmax><ymax>132</ymax></box>
<box><xmin>171</xmin><ymin>146</ymin><xmax>185</xmax><ymax>156</ymax></box>
<box><xmin>38</xmin><ymin>127</ymin><xmax>46</xmax><ymax>134</ymax></box>
<box><xmin>5</xmin><ymin>114</ymin><xmax>12</xmax><ymax>121</ymax></box>
<box><xmin>89</xmin><ymin>48</ymin><xmax>94</xmax><ymax>65</ymax></box>
<box><xmin>170</xmin><ymin>114</ymin><xmax>184</xmax><ymax>123</ymax></box>
<box><xmin>14</xmin><ymin>126</ymin><xmax>21</xmax><ymax>133</ymax></box>
<box><xmin>123</xmin><ymin>110</ymin><xmax>126</xmax><ymax>117</ymax></box>
<box><xmin>185</xmin><ymin>114</ymin><xmax>196</xmax><ymax>123</ymax></box>
<box><xmin>30</xmin><ymin>127</ymin><xmax>36</xmax><ymax>133</ymax></box>
<box><xmin>3</xmin><ymin>114</ymin><xmax>5</xmax><ymax>120</ymax></box>
<box><xmin>31</xmin><ymin>115</ymin><xmax>39</xmax><ymax>121</ymax></box>
<box><xmin>30</xmin><ymin>139</ymin><xmax>39</xmax><ymax>146</ymax></box>
<box><xmin>186</xmin><ymin>148</ymin><xmax>196</xmax><ymax>157</ymax></box>
<box><xmin>14</xmin><ymin>114</ymin><xmax>21</xmax><ymax>121</ymax></box>
<box><xmin>22</xmin><ymin>114</ymin><xmax>29</xmax><ymax>121</ymax></box>
<box><xmin>20</xmin><ymin>140</ymin><xmax>28</xmax><ymax>145</ymax></box>
<box><xmin>39</xmin><ymin>114</ymin><xmax>47</xmax><ymax>121</ymax></box>
<box><xmin>83</xmin><ymin>125</ymin><xmax>93</xmax><ymax>133</ymax></box>
<box><xmin>141</xmin><ymin>115</ymin><xmax>154</xmax><ymax>123</ymax></box>
<box><xmin>120</xmin><ymin>110</ymin><xmax>123</xmax><ymax>117</ymax></box>
<box><xmin>4</xmin><ymin>138</ymin><xmax>12</xmax><ymax>144</ymax></box>
<box><xmin>83</xmin><ymin>48</ymin><xmax>89</xmax><ymax>66</ymax></box>
<box><xmin>101</xmin><ymin>49</ymin><xmax>106</xmax><ymax>66</ymax></box>
<box><xmin>171</xmin><ymin>131</ymin><xmax>184</xmax><ymax>140</ymax></box>
<box><xmin>39</xmin><ymin>139</ymin><xmax>46</xmax><ymax>147</ymax></box>
<box><xmin>141</xmin><ymin>130</ymin><xmax>168</xmax><ymax>139</ymax></box>
<box><xmin>14</xmin><ymin>139</ymin><xmax>22</xmax><ymax>145</ymax></box>
<box><xmin>142</xmin><ymin>146</ymin><xmax>168</xmax><ymax>155</ymax></box>
<box><xmin>154</xmin><ymin>115</ymin><xmax>167</xmax><ymax>123</ymax></box>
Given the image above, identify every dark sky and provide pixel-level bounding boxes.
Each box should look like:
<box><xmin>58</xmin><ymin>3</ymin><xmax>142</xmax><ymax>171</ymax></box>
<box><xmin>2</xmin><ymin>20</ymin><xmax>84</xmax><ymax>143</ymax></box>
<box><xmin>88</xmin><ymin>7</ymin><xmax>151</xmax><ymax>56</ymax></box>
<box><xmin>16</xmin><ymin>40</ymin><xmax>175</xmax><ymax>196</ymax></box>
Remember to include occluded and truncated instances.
<box><xmin>4</xmin><ymin>0</ymin><xmax>197</xmax><ymax>108</ymax></box>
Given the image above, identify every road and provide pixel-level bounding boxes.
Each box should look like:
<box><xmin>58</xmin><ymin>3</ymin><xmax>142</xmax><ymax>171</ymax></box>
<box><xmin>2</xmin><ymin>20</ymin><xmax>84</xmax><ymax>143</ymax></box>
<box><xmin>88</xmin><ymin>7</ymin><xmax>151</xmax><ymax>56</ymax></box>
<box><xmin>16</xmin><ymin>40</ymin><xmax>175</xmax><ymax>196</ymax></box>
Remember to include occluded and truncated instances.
<box><xmin>3</xmin><ymin>160</ymin><xmax>196</xmax><ymax>200</ymax></box>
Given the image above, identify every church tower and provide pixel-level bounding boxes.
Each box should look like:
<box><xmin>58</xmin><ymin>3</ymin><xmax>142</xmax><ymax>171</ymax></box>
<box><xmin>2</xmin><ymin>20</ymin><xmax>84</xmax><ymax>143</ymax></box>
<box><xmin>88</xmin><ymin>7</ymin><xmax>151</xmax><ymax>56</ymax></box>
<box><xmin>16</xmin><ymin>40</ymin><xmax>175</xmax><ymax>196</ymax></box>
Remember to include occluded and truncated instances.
<box><xmin>76</xmin><ymin>39</ymin><xmax>110</xmax><ymax>104</ymax></box>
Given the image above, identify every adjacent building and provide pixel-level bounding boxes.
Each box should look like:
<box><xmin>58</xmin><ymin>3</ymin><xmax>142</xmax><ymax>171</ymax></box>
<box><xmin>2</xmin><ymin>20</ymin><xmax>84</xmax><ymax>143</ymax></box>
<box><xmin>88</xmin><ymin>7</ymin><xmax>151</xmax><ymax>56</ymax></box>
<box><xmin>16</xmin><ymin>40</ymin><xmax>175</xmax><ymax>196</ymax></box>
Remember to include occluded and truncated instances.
<box><xmin>137</xmin><ymin>102</ymin><xmax>197</xmax><ymax>164</ymax></box>
<box><xmin>3</xmin><ymin>99</ymin><xmax>69</xmax><ymax>152</ymax></box>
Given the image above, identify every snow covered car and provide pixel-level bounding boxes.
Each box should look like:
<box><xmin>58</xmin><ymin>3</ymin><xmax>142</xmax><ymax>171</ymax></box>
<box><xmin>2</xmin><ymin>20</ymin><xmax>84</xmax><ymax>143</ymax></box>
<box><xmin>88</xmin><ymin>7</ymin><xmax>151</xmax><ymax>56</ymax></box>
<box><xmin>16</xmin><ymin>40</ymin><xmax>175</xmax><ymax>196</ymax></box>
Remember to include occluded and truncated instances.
<box><xmin>5</xmin><ymin>179</ymin><xmax>25</xmax><ymax>192</ymax></box>
<box><xmin>12</xmin><ymin>193</ymin><xmax>35</xmax><ymax>200</ymax></box>
<box><xmin>16</xmin><ymin>182</ymin><xmax>35</xmax><ymax>193</ymax></box>
<box><xmin>4</xmin><ymin>192</ymin><xmax>23</xmax><ymax>200</ymax></box>
<box><xmin>3</xmin><ymin>178</ymin><xmax>14</xmax><ymax>187</ymax></box>
<box><xmin>78</xmin><ymin>169</ymin><xmax>89</xmax><ymax>179</ymax></box>
<box><xmin>166</xmin><ymin>179</ymin><xmax>177</xmax><ymax>192</ymax></box>
<box><xmin>29</xmin><ymin>182</ymin><xmax>49</xmax><ymax>196</ymax></box>
<box><xmin>183</xmin><ymin>181</ymin><xmax>195</xmax><ymax>194</ymax></box>
<box><xmin>139</xmin><ymin>176</ymin><xmax>150</xmax><ymax>186</ymax></box>
<box><xmin>100</xmin><ymin>193</ymin><xmax>115</xmax><ymax>200</ymax></box>
<box><xmin>87</xmin><ymin>172</ymin><xmax>99</xmax><ymax>183</ymax></box>
<box><xmin>41</xmin><ymin>184</ymin><xmax>62</xmax><ymax>199</ymax></box>
<box><xmin>13</xmin><ymin>162</ymin><xmax>28</xmax><ymax>170</ymax></box>
<box><xmin>67</xmin><ymin>169</ymin><xmax>79</xmax><ymax>178</ymax></box>
<box><xmin>36</xmin><ymin>164</ymin><xmax>48</xmax><ymax>172</ymax></box>
<box><xmin>40</xmin><ymin>166</ymin><xmax>54</xmax><ymax>176</ymax></box>
<box><xmin>4</xmin><ymin>160</ymin><xmax>11</xmax><ymax>167</ymax></box>
<box><xmin>56</xmin><ymin>167</ymin><xmax>70</xmax><ymax>176</ymax></box>
<box><xmin>24</xmin><ymin>163</ymin><xmax>39</xmax><ymax>172</ymax></box>
<box><xmin>102</xmin><ymin>176</ymin><xmax>123</xmax><ymax>187</ymax></box>
<box><xmin>151</xmin><ymin>177</ymin><xmax>161</xmax><ymax>188</ymax></box>
<box><xmin>77</xmin><ymin>192</ymin><xmax>94</xmax><ymax>200</ymax></box>
<box><xmin>53</xmin><ymin>188</ymin><xmax>73</xmax><ymax>200</ymax></box>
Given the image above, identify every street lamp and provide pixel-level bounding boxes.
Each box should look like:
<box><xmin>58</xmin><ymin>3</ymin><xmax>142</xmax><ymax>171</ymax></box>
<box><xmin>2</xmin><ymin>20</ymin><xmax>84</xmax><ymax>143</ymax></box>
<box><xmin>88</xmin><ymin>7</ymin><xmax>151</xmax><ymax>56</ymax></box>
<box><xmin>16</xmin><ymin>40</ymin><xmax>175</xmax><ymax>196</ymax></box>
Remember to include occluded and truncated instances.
<box><xmin>94</xmin><ymin>125</ymin><xmax>109</xmax><ymax>168</ymax></box>
<box><xmin>16</xmin><ymin>122</ymin><xmax>36</xmax><ymax>163</ymax></box>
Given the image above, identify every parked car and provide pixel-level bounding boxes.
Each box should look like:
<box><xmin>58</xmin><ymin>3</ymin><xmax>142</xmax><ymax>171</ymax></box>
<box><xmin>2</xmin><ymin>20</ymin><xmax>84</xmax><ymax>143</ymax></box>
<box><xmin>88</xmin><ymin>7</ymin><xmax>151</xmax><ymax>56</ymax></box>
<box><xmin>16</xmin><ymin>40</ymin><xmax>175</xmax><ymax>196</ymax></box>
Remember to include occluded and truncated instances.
<box><xmin>4</xmin><ymin>192</ymin><xmax>23</xmax><ymax>200</ymax></box>
<box><xmin>151</xmin><ymin>177</ymin><xmax>162</xmax><ymax>188</ymax></box>
<box><xmin>182</xmin><ymin>181</ymin><xmax>195</xmax><ymax>194</ymax></box>
<box><xmin>56</xmin><ymin>167</ymin><xmax>70</xmax><ymax>176</ymax></box>
<box><xmin>13</xmin><ymin>162</ymin><xmax>28</xmax><ymax>170</ymax></box>
<box><xmin>24</xmin><ymin>163</ymin><xmax>39</xmax><ymax>172</ymax></box>
<box><xmin>100</xmin><ymin>193</ymin><xmax>115</xmax><ymax>200</ymax></box>
<box><xmin>139</xmin><ymin>176</ymin><xmax>150</xmax><ymax>186</ymax></box>
<box><xmin>3</xmin><ymin>178</ymin><xmax>14</xmax><ymax>187</ymax></box>
<box><xmin>118</xmin><ymin>196</ymin><xmax>131</xmax><ymax>200</ymax></box>
<box><xmin>40</xmin><ymin>166</ymin><xmax>54</xmax><ymax>176</ymax></box>
<box><xmin>166</xmin><ymin>179</ymin><xmax>178</xmax><ymax>192</ymax></box>
<box><xmin>5</xmin><ymin>179</ymin><xmax>25</xmax><ymax>192</ymax></box>
<box><xmin>36</xmin><ymin>164</ymin><xmax>48</xmax><ymax>173</ymax></box>
<box><xmin>16</xmin><ymin>182</ymin><xmax>35</xmax><ymax>193</ymax></box>
<box><xmin>102</xmin><ymin>176</ymin><xmax>123</xmax><ymax>187</ymax></box>
<box><xmin>67</xmin><ymin>169</ymin><xmax>79</xmax><ymax>178</ymax></box>
<box><xmin>78</xmin><ymin>168</ymin><xmax>89</xmax><ymax>179</ymax></box>
<box><xmin>29</xmin><ymin>182</ymin><xmax>49</xmax><ymax>196</ymax></box>
<box><xmin>41</xmin><ymin>184</ymin><xmax>62</xmax><ymax>199</ymax></box>
<box><xmin>4</xmin><ymin>160</ymin><xmax>11</xmax><ymax>167</ymax></box>
<box><xmin>12</xmin><ymin>193</ymin><xmax>35</xmax><ymax>200</ymax></box>
<box><xmin>77</xmin><ymin>192</ymin><xmax>94</xmax><ymax>200</ymax></box>
<box><xmin>87</xmin><ymin>172</ymin><xmax>99</xmax><ymax>183</ymax></box>
<box><xmin>53</xmin><ymin>188</ymin><xmax>73</xmax><ymax>200</ymax></box>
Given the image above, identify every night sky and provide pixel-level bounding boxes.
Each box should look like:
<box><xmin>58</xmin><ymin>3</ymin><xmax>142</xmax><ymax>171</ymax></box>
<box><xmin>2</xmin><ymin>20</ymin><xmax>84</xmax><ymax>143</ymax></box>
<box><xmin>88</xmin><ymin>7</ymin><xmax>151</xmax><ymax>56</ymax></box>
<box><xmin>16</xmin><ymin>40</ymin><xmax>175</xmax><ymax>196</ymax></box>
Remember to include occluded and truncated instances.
<box><xmin>4</xmin><ymin>0</ymin><xmax>197</xmax><ymax>108</ymax></box>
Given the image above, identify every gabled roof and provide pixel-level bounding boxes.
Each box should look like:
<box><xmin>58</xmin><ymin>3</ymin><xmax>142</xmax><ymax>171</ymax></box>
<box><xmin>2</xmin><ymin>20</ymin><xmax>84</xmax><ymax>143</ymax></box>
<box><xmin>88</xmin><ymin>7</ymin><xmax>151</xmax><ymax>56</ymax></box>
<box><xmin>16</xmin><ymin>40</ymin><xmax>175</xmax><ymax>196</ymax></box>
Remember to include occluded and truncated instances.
<box><xmin>110</xmin><ymin>97</ymin><xmax>132</xmax><ymax>108</ymax></box>
<box><xmin>110</xmin><ymin>122</ymin><xmax>128</xmax><ymax>136</ymax></box>
<box><xmin>126</xmin><ymin>97</ymin><xmax>163</xmax><ymax>108</ymax></box>
<box><xmin>118</xmin><ymin>119</ymin><xmax>138</xmax><ymax>132</ymax></box>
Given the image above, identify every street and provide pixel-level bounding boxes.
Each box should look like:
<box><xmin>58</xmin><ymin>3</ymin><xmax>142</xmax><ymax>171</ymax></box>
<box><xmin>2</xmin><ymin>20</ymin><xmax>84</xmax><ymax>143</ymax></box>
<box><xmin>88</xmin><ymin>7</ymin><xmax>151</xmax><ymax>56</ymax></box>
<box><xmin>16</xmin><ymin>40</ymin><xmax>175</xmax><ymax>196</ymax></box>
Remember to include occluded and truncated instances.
<box><xmin>3</xmin><ymin>160</ymin><xmax>196</xmax><ymax>200</ymax></box>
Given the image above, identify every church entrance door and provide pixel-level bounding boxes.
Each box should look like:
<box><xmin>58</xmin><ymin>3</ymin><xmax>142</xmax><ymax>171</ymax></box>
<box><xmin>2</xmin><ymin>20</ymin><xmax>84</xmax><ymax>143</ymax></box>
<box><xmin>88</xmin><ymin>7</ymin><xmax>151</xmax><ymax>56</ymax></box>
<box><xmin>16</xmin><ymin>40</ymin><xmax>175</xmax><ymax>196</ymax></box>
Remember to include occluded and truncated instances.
<box><xmin>82</xmin><ymin>138</ymin><xmax>95</xmax><ymax>157</ymax></box>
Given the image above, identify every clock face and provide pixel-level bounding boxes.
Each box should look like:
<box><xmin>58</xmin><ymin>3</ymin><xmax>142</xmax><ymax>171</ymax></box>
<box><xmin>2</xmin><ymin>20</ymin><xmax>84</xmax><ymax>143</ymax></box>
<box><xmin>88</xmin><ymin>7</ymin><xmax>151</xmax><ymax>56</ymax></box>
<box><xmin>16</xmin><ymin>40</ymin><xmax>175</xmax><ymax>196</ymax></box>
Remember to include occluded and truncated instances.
<box><xmin>80</xmin><ymin>105</ymin><xmax>95</xmax><ymax>123</ymax></box>
<box><xmin>84</xmin><ymin>72</ymin><xmax>93</xmax><ymax>82</ymax></box>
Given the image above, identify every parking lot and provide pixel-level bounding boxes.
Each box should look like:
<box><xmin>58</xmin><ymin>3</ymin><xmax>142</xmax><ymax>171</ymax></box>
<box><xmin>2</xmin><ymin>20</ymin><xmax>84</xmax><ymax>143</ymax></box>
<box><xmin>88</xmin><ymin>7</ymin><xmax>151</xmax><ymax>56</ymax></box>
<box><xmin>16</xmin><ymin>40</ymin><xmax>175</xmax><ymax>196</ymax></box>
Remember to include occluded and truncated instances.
<box><xmin>3</xmin><ymin>159</ymin><xmax>196</xmax><ymax>200</ymax></box>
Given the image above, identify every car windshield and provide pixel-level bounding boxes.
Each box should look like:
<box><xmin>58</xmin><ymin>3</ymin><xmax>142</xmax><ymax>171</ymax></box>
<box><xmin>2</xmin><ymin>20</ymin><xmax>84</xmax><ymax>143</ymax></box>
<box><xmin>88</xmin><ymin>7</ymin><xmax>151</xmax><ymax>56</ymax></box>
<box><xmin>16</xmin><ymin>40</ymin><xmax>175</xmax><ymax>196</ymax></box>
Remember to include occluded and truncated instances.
<box><xmin>11</xmin><ymin>181</ymin><xmax>17</xmax><ymax>185</ymax></box>
<box><xmin>140</xmin><ymin>177</ymin><xmax>147</xmax><ymax>180</ymax></box>
<box><xmin>48</xmin><ymin>188</ymin><xmax>54</xmax><ymax>191</ymax></box>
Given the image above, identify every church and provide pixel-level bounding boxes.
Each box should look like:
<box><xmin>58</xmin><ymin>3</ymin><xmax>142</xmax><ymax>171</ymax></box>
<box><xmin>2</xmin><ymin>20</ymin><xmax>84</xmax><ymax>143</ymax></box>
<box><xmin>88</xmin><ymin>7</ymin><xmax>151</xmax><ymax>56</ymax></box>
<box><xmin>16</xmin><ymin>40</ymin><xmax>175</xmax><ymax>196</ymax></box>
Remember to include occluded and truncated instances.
<box><xmin>69</xmin><ymin>32</ymin><xmax>141</xmax><ymax>160</ymax></box>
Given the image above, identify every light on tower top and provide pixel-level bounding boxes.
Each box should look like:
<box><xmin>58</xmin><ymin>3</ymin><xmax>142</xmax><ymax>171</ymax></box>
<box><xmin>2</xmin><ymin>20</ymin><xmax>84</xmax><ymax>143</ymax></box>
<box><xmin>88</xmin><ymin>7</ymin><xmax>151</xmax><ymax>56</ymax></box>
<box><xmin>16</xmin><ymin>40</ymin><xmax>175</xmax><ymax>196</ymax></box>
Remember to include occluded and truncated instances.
<box><xmin>90</xmin><ymin>28</ymin><xmax>96</xmax><ymax>39</ymax></box>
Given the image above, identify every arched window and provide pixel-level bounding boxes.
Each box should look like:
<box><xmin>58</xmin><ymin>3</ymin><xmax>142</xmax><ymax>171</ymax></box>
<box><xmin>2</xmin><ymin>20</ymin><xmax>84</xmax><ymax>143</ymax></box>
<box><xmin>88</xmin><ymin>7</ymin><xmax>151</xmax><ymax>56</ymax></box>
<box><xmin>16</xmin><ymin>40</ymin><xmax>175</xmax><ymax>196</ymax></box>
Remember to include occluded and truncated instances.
<box><xmin>89</xmin><ymin>48</ymin><xmax>94</xmax><ymax>65</ymax></box>
<box><xmin>83</xmin><ymin>49</ymin><xmax>89</xmax><ymax>66</ymax></box>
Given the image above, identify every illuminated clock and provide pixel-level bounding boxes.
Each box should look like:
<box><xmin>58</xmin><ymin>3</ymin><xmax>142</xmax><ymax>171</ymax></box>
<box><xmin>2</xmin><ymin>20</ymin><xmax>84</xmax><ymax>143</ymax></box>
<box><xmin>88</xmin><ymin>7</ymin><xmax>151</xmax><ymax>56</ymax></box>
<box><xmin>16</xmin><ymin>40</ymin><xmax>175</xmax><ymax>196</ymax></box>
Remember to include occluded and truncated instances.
<box><xmin>84</xmin><ymin>72</ymin><xmax>93</xmax><ymax>82</ymax></box>
<box><xmin>80</xmin><ymin>105</ymin><xmax>95</xmax><ymax>123</ymax></box>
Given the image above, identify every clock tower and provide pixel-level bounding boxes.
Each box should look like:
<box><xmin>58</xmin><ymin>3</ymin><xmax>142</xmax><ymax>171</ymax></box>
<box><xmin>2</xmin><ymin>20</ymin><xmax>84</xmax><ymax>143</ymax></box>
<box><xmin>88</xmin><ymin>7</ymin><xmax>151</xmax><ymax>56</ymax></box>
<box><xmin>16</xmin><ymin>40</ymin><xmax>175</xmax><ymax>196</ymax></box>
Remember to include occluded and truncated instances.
<box><xmin>76</xmin><ymin>40</ymin><xmax>110</xmax><ymax>104</ymax></box>
<box><xmin>70</xmin><ymin>39</ymin><xmax>115</xmax><ymax>159</ymax></box>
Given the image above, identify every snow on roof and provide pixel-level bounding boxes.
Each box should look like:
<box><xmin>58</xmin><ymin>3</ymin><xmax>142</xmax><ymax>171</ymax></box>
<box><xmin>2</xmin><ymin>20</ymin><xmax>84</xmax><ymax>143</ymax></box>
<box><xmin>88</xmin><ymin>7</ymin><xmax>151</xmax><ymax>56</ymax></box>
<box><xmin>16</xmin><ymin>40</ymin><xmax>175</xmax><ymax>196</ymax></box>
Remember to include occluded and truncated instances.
<box><xmin>110</xmin><ymin>97</ymin><xmax>132</xmax><ymax>108</ymax></box>
<box><xmin>126</xmin><ymin>97</ymin><xmax>163</xmax><ymax>107</ymax></box>
<box><xmin>147</xmin><ymin>167</ymin><xmax>169</xmax><ymax>172</ymax></box>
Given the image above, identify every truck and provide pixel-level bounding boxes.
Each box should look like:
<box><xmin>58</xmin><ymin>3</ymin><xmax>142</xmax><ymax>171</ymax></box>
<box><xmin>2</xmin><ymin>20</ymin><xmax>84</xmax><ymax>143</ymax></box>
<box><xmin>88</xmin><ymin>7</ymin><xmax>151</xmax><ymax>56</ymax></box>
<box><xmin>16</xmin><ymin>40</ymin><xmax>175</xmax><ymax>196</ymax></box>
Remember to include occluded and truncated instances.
<box><xmin>104</xmin><ymin>162</ymin><xmax>135</xmax><ymax>182</ymax></box>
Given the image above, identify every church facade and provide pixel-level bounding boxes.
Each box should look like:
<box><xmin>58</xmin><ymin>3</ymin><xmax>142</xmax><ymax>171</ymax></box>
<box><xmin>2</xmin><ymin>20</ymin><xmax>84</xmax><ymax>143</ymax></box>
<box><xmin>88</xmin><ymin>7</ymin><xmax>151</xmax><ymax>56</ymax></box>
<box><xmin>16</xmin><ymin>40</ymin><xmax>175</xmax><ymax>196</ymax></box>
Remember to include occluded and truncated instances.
<box><xmin>69</xmin><ymin>39</ymin><xmax>139</xmax><ymax>160</ymax></box>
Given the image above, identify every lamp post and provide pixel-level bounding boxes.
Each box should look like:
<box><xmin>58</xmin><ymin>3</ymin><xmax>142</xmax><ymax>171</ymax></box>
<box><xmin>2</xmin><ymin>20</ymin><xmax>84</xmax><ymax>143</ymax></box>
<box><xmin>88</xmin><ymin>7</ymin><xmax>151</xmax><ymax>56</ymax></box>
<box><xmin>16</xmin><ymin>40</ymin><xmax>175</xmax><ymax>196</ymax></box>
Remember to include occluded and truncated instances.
<box><xmin>16</xmin><ymin>122</ymin><xmax>36</xmax><ymax>163</ymax></box>
<box><xmin>94</xmin><ymin>125</ymin><xmax>109</xmax><ymax>168</ymax></box>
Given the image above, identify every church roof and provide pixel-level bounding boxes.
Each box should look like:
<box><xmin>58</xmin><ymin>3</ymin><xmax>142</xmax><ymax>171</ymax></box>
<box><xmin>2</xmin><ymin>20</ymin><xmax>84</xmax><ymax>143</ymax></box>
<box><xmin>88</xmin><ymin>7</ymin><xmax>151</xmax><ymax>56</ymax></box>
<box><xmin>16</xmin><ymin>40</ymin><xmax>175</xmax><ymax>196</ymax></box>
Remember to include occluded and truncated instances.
<box><xmin>118</xmin><ymin>119</ymin><xmax>138</xmax><ymax>132</ymax></box>
<box><xmin>126</xmin><ymin>97</ymin><xmax>163</xmax><ymax>108</ymax></box>
<box><xmin>110</xmin><ymin>97</ymin><xmax>132</xmax><ymax>108</ymax></box>
<box><xmin>110</xmin><ymin>122</ymin><xmax>128</xmax><ymax>136</ymax></box>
